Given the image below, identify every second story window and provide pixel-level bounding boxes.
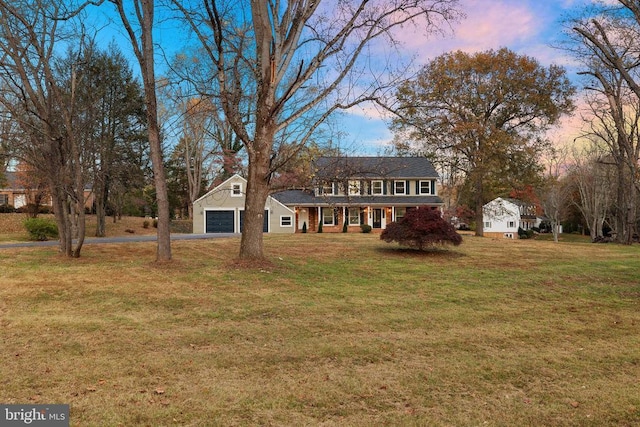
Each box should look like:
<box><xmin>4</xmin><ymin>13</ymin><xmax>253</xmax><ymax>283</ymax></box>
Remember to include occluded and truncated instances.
<box><xmin>348</xmin><ymin>180</ymin><xmax>361</xmax><ymax>196</ymax></box>
<box><xmin>321</xmin><ymin>183</ymin><xmax>333</xmax><ymax>195</ymax></box>
<box><xmin>371</xmin><ymin>180</ymin><xmax>383</xmax><ymax>195</ymax></box>
<box><xmin>419</xmin><ymin>180</ymin><xmax>433</xmax><ymax>195</ymax></box>
<box><xmin>394</xmin><ymin>180</ymin><xmax>406</xmax><ymax>195</ymax></box>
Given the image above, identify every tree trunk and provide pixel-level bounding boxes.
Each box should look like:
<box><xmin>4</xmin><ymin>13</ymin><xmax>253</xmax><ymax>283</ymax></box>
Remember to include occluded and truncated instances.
<box><xmin>239</xmin><ymin>149</ymin><xmax>271</xmax><ymax>260</ymax></box>
<box><xmin>474</xmin><ymin>174</ymin><xmax>484</xmax><ymax>237</ymax></box>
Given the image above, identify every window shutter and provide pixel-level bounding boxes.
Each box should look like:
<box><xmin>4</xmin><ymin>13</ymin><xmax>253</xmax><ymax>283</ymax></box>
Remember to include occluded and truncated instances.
<box><xmin>406</xmin><ymin>180</ymin><xmax>410</xmax><ymax>194</ymax></box>
<box><xmin>415</xmin><ymin>181</ymin><xmax>419</xmax><ymax>195</ymax></box>
<box><xmin>390</xmin><ymin>181</ymin><xmax>394</xmax><ymax>195</ymax></box>
<box><xmin>383</xmin><ymin>180</ymin><xmax>387</xmax><ymax>195</ymax></box>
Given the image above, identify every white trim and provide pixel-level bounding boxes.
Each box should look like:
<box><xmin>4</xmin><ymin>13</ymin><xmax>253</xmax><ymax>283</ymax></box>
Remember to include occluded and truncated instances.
<box><xmin>322</xmin><ymin>207</ymin><xmax>335</xmax><ymax>226</ymax></box>
<box><xmin>394</xmin><ymin>180</ymin><xmax>406</xmax><ymax>195</ymax></box>
<box><xmin>348</xmin><ymin>180</ymin><xmax>361</xmax><ymax>196</ymax></box>
<box><xmin>419</xmin><ymin>180</ymin><xmax>433</xmax><ymax>195</ymax></box>
<box><xmin>280</xmin><ymin>215</ymin><xmax>293</xmax><ymax>227</ymax></box>
<box><xmin>203</xmin><ymin>208</ymin><xmax>237</xmax><ymax>234</ymax></box>
<box><xmin>371</xmin><ymin>180</ymin><xmax>383</xmax><ymax>195</ymax></box>
<box><xmin>231</xmin><ymin>183</ymin><xmax>243</xmax><ymax>197</ymax></box>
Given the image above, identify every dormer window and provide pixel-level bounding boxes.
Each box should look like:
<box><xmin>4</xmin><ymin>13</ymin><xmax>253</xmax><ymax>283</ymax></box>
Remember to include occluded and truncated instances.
<box><xmin>321</xmin><ymin>183</ymin><xmax>333</xmax><ymax>195</ymax></box>
<box><xmin>394</xmin><ymin>180</ymin><xmax>406</xmax><ymax>195</ymax></box>
<box><xmin>231</xmin><ymin>183</ymin><xmax>242</xmax><ymax>197</ymax></box>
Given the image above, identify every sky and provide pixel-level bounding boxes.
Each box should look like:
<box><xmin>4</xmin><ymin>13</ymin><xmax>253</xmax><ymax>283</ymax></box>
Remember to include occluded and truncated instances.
<box><xmin>344</xmin><ymin>0</ymin><xmax>590</xmax><ymax>155</ymax></box>
<box><xmin>89</xmin><ymin>0</ymin><xmax>592</xmax><ymax>155</ymax></box>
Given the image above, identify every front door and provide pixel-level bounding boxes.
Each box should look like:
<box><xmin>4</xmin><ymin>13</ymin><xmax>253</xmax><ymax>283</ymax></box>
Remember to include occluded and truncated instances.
<box><xmin>373</xmin><ymin>208</ymin><xmax>382</xmax><ymax>229</ymax></box>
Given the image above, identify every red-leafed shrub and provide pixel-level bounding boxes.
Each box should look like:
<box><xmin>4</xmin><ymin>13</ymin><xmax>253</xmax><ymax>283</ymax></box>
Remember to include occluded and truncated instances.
<box><xmin>380</xmin><ymin>207</ymin><xmax>462</xmax><ymax>250</ymax></box>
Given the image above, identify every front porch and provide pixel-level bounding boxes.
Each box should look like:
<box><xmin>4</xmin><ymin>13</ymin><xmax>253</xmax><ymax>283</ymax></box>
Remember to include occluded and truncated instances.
<box><xmin>293</xmin><ymin>206</ymin><xmax>403</xmax><ymax>233</ymax></box>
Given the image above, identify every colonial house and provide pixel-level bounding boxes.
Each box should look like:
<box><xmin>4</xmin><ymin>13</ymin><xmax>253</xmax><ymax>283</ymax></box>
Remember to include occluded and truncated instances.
<box><xmin>192</xmin><ymin>156</ymin><xmax>444</xmax><ymax>234</ymax></box>
<box><xmin>482</xmin><ymin>197</ymin><xmax>541</xmax><ymax>239</ymax></box>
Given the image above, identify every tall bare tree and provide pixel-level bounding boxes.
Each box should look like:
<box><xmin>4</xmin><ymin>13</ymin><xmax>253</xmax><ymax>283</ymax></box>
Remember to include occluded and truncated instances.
<box><xmin>0</xmin><ymin>0</ymin><xmax>89</xmax><ymax>257</ymax></box>
<box><xmin>170</xmin><ymin>0</ymin><xmax>462</xmax><ymax>260</ymax></box>
<box><xmin>570</xmin><ymin>1</ymin><xmax>640</xmax><ymax>243</ymax></box>
<box><xmin>109</xmin><ymin>0</ymin><xmax>172</xmax><ymax>261</ymax></box>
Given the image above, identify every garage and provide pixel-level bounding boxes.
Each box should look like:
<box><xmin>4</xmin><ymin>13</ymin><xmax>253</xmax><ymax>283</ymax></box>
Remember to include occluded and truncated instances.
<box><xmin>205</xmin><ymin>210</ymin><xmax>235</xmax><ymax>233</ymax></box>
<box><xmin>239</xmin><ymin>210</ymin><xmax>269</xmax><ymax>233</ymax></box>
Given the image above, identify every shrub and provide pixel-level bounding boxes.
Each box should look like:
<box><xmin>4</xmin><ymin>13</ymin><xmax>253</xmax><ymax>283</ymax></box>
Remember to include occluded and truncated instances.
<box><xmin>302</xmin><ymin>222</ymin><xmax>307</xmax><ymax>233</ymax></box>
<box><xmin>0</xmin><ymin>204</ymin><xmax>15</xmax><ymax>213</ymax></box>
<box><xmin>23</xmin><ymin>217</ymin><xmax>58</xmax><ymax>241</ymax></box>
<box><xmin>143</xmin><ymin>220</ymin><xmax>150</xmax><ymax>229</ymax></box>
<box><xmin>342</xmin><ymin>220</ymin><xmax>348</xmax><ymax>233</ymax></box>
<box><xmin>517</xmin><ymin>227</ymin><xmax>534</xmax><ymax>239</ymax></box>
<box><xmin>318</xmin><ymin>220</ymin><xmax>323</xmax><ymax>233</ymax></box>
<box><xmin>153</xmin><ymin>218</ymin><xmax>158</xmax><ymax>228</ymax></box>
<box><xmin>380</xmin><ymin>207</ymin><xmax>462</xmax><ymax>250</ymax></box>
<box><xmin>360</xmin><ymin>224</ymin><xmax>372</xmax><ymax>233</ymax></box>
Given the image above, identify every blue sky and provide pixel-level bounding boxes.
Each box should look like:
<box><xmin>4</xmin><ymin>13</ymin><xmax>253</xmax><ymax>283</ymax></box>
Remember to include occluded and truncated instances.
<box><xmin>88</xmin><ymin>0</ymin><xmax>590</xmax><ymax>155</ymax></box>
<box><xmin>345</xmin><ymin>0</ymin><xmax>591</xmax><ymax>155</ymax></box>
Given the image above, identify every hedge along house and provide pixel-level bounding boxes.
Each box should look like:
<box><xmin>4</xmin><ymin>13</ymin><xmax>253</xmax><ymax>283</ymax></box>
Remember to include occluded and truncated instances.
<box><xmin>271</xmin><ymin>156</ymin><xmax>444</xmax><ymax>233</ymax></box>
<box><xmin>192</xmin><ymin>174</ymin><xmax>296</xmax><ymax>234</ymax></box>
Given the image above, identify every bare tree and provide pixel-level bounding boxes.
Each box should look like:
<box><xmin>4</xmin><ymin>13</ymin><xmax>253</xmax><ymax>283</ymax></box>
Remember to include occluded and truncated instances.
<box><xmin>568</xmin><ymin>143</ymin><xmax>614</xmax><ymax>241</ymax></box>
<box><xmin>571</xmin><ymin>2</ymin><xmax>640</xmax><ymax>242</ymax></box>
<box><xmin>170</xmin><ymin>0</ymin><xmax>462</xmax><ymax>260</ymax></box>
<box><xmin>539</xmin><ymin>146</ymin><xmax>571</xmax><ymax>242</ymax></box>
<box><xmin>0</xmin><ymin>0</ymin><xmax>89</xmax><ymax>257</ymax></box>
<box><xmin>109</xmin><ymin>0</ymin><xmax>172</xmax><ymax>261</ymax></box>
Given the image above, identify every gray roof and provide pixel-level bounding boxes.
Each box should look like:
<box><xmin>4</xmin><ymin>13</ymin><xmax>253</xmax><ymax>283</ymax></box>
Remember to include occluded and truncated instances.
<box><xmin>272</xmin><ymin>189</ymin><xmax>443</xmax><ymax>207</ymax></box>
<box><xmin>314</xmin><ymin>156</ymin><xmax>439</xmax><ymax>181</ymax></box>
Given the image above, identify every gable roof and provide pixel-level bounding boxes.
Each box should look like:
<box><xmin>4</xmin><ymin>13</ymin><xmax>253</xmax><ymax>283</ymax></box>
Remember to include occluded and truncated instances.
<box><xmin>314</xmin><ymin>156</ymin><xmax>439</xmax><ymax>181</ymax></box>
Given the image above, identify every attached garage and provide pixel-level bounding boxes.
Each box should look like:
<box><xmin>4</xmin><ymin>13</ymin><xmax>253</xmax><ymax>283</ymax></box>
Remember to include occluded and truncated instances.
<box><xmin>192</xmin><ymin>174</ymin><xmax>296</xmax><ymax>234</ymax></box>
<box><xmin>240</xmin><ymin>210</ymin><xmax>269</xmax><ymax>233</ymax></box>
<box><xmin>205</xmin><ymin>210</ymin><xmax>235</xmax><ymax>233</ymax></box>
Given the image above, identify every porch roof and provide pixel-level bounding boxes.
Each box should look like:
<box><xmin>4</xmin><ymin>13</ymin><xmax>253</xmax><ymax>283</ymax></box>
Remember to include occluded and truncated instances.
<box><xmin>272</xmin><ymin>189</ymin><xmax>443</xmax><ymax>207</ymax></box>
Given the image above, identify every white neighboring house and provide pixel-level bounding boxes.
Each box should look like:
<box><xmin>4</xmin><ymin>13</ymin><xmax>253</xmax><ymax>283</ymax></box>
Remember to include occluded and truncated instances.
<box><xmin>482</xmin><ymin>197</ymin><xmax>541</xmax><ymax>239</ymax></box>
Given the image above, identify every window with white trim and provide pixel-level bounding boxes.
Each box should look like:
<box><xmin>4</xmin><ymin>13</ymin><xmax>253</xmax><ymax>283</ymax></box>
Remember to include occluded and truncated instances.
<box><xmin>280</xmin><ymin>215</ymin><xmax>292</xmax><ymax>227</ymax></box>
<box><xmin>322</xmin><ymin>208</ymin><xmax>334</xmax><ymax>225</ymax></box>
<box><xmin>231</xmin><ymin>183</ymin><xmax>242</xmax><ymax>197</ymax></box>
<box><xmin>419</xmin><ymin>180</ymin><xmax>433</xmax><ymax>195</ymax></box>
<box><xmin>321</xmin><ymin>183</ymin><xmax>333</xmax><ymax>195</ymax></box>
<box><xmin>0</xmin><ymin>194</ymin><xmax>7</xmax><ymax>205</ymax></box>
<box><xmin>371</xmin><ymin>180</ymin><xmax>383</xmax><ymax>195</ymax></box>
<box><xmin>484</xmin><ymin>221</ymin><xmax>491</xmax><ymax>229</ymax></box>
<box><xmin>348</xmin><ymin>180</ymin><xmax>361</xmax><ymax>196</ymax></box>
<box><xmin>507</xmin><ymin>221</ymin><xmax>516</xmax><ymax>228</ymax></box>
<box><xmin>348</xmin><ymin>208</ymin><xmax>360</xmax><ymax>225</ymax></box>
<box><xmin>394</xmin><ymin>180</ymin><xmax>406</xmax><ymax>195</ymax></box>
<box><xmin>395</xmin><ymin>207</ymin><xmax>406</xmax><ymax>221</ymax></box>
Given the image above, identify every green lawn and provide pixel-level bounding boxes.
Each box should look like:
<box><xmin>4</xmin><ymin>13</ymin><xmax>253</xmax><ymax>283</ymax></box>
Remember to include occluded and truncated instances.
<box><xmin>0</xmin><ymin>233</ymin><xmax>638</xmax><ymax>426</ymax></box>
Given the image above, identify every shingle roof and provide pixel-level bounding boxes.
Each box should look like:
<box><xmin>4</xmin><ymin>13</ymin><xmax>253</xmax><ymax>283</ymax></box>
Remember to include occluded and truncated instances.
<box><xmin>271</xmin><ymin>189</ymin><xmax>443</xmax><ymax>207</ymax></box>
<box><xmin>314</xmin><ymin>156</ymin><xmax>439</xmax><ymax>181</ymax></box>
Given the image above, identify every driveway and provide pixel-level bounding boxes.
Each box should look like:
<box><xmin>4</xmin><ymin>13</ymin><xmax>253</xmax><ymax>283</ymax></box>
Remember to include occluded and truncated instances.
<box><xmin>0</xmin><ymin>233</ymin><xmax>239</xmax><ymax>249</ymax></box>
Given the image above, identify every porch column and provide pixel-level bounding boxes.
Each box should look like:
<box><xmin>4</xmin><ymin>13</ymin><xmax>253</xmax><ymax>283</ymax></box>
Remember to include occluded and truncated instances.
<box><xmin>342</xmin><ymin>206</ymin><xmax>346</xmax><ymax>228</ymax></box>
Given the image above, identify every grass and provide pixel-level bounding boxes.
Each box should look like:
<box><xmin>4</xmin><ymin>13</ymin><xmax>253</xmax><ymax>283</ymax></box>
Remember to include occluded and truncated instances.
<box><xmin>0</xmin><ymin>213</ymin><xmax>164</xmax><ymax>243</ymax></box>
<box><xmin>0</xmin><ymin>232</ymin><xmax>639</xmax><ymax>426</ymax></box>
